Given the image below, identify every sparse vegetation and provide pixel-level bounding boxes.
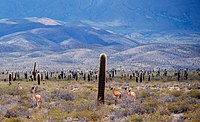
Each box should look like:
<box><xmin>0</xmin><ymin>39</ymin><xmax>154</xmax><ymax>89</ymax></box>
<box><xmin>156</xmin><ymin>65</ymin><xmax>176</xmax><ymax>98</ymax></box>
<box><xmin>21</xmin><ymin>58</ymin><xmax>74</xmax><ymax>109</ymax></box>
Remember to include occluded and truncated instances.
<box><xmin>0</xmin><ymin>70</ymin><xmax>199</xmax><ymax>121</ymax></box>
<box><xmin>187</xmin><ymin>90</ymin><xmax>200</xmax><ymax>99</ymax></box>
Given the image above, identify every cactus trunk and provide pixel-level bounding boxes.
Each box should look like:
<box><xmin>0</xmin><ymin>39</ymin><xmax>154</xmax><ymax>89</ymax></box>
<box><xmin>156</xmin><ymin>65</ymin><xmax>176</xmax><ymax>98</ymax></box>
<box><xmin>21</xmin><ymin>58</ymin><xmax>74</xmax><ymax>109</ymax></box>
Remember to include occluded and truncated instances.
<box><xmin>32</xmin><ymin>62</ymin><xmax>37</xmax><ymax>81</ymax></box>
<box><xmin>97</xmin><ymin>53</ymin><xmax>107</xmax><ymax>104</ymax></box>
<box><xmin>8</xmin><ymin>73</ymin><xmax>12</xmax><ymax>85</ymax></box>
<box><xmin>37</xmin><ymin>74</ymin><xmax>40</xmax><ymax>85</ymax></box>
<box><xmin>9</xmin><ymin>73</ymin><xmax>12</xmax><ymax>81</ymax></box>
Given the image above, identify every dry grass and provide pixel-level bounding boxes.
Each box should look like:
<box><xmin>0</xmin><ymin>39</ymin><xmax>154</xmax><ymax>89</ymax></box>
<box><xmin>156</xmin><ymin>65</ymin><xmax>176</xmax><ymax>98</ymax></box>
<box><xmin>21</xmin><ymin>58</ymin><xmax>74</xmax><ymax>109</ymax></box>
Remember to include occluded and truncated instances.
<box><xmin>0</xmin><ymin>71</ymin><xmax>199</xmax><ymax>121</ymax></box>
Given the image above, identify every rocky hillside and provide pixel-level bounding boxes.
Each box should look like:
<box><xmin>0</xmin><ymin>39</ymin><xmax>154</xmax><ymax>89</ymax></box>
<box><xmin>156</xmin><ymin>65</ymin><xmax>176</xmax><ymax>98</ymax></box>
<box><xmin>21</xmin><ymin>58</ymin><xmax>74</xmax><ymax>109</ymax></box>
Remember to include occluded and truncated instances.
<box><xmin>0</xmin><ymin>18</ymin><xmax>199</xmax><ymax>71</ymax></box>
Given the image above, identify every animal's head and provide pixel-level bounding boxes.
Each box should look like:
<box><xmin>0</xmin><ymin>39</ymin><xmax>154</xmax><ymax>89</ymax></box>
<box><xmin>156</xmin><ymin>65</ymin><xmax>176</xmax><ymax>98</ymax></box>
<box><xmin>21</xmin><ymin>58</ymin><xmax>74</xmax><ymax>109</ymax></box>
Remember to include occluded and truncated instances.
<box><xmin>125</xmin><ymin>87</ymin><xmax>130</xmax><ymax>91</ymax></box>
<box><xmin>32</xmin><ymin>86</ymin><xmax>37</xmax><ymax>92</ymax></box>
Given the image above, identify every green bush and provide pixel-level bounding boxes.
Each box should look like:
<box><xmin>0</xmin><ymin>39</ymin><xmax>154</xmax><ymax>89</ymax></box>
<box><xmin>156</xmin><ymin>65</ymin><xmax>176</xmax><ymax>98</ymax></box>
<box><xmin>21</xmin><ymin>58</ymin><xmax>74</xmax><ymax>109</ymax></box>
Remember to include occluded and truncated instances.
<box><xmin>169</xmin><ymin>90</ymin><xmax>184</xmax><ymax>97</ymax></box>
<box><xmin>48</xmin><ymin>108</ymin><xmax>66</xmax><ymax>121</ymax></box>
<box><xmin>139</xmin><ymin>90</ymin><xmax>150</xmax><ymax>98</ymax></box>
<box><xmin>2</xmin><ymin>117</ymin><xmax>23</xmax><ymax>122</ymax></box>
<box><xmin>167</xmin><ymin>102</ymin><xmax>191</xmax><ymax>114</ymax></box>
<box><xmin>184</xmin><ymin>109</ymin><xmax>200</xmax><ymax>122</ymax></box>
<box><xmin>187</xmin><ymin>90</ymin><xmax>200</xmax><ymax>99</ymax></box>
<box><xmin>68</xmin><ymin>110</ymin><xmax>102</xmax><ymax>121</ymax></box>
<box><xmin>0</xmin><ymin>86</ymin><xmax>23</xmax><ymax>96</ymax></box>
<box><xmin>129</xmin><ymin>115</ymin><xmax>142</xmax><ymax>122</ymax></box>
<box><xmin>144</xmin><ymin>98</ymin><xmax>159</xmax><ymax>108</ymax></box>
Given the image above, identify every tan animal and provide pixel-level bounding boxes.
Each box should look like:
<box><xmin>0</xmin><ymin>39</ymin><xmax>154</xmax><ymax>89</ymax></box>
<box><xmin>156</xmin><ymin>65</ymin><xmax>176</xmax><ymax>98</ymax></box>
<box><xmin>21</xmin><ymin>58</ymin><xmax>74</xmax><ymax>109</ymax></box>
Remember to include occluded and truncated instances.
<box><xmin>127</xmin><ymin>89</ymin><xmax>137</xmax><ymax>99</ymax></box>
<box><xmin>32</xmin><ymin>86</ymin><xmax>42</xmax><ymax>107</ymax></box>
<box><xmin>125</xmin><ymin>87</ymin><xmax>137</xmax><ymax>99</ymax></box>
<box><xmin>111</xmin><ymin>87</ymin><xmax>121</xmax><ymax>105</ymax></box>
<box><xmin>18</xmin><ymin>82</ymin><xmax>22</xmax><ymax>90</ymax></box>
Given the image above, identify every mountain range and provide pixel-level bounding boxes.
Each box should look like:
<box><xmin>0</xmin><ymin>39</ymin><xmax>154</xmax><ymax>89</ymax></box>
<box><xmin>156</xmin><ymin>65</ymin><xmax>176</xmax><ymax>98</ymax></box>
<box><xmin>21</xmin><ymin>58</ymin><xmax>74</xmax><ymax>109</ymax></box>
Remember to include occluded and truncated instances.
<box><xmin>0</xmin><ymin>0</ymin><xmax>200</xmax><ymax>71</ymax></box>
<box><xmin>0</xmin><ymin>17</ymin><xmax>199</xmax><ymax>71</ymax></box>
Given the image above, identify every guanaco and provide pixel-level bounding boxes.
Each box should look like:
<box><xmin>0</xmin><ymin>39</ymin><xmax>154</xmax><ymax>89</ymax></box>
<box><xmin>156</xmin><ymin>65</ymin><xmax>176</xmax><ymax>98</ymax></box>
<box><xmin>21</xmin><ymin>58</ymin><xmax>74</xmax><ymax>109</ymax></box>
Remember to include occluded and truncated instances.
<box><xmin>32</xmin><ymin>86</ymin><xmax>42</xmax><ymax>107</ymax></box>
<box><xmin>18</xmin><ymin>82</ymin><xmax>22</xmax><ymax>90</ymax></box>
<box><xmin>111</xmin><ymin>87</ymin><xmax>121</xmax><ymax>105</ymax></box>
<box><xmin>125</xmin><ymin>87</ymin><xmax>137</xmax><ymax>99</ymax></box>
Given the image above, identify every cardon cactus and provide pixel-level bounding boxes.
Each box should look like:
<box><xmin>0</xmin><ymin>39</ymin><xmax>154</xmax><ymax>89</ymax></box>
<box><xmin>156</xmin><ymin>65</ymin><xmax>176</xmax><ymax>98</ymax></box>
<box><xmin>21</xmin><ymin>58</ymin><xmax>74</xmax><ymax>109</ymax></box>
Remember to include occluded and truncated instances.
<box><xmin>97</xmin><ymin>53</ymin><xmax>107</xmax><ymax>104</ymax></box>
<box><xmin>37</xmin><ymin>74</ymin><xmax>41</xmax><ymax>85</ymax></box>
<box><xmin>140</xmin><ymin>73</ymin><xmax>143</xmax><ymax>83</ymax></box>
<box><xmin>9</xmin><ymin>73</ymin><xmax>12</xmax><ymax>81</ymax></box>
<box><xmin>8</xmin><ymin>73</ymin><xmax>12</xmax><ymax>85</ymax></box>
<box><xmin>32</xmin><ymin>62</ymin><xmax>37</xmax><ymax>80</ymax></box>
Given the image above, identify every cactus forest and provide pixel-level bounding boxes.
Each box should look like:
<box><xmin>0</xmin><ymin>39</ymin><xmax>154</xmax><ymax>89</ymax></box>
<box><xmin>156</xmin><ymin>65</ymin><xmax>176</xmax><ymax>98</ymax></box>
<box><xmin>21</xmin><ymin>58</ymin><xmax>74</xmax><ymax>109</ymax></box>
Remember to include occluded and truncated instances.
<box><xmin>0</xmin><ymin>55</ymin><xmax>200</xmax><ymax>121</ymax></box>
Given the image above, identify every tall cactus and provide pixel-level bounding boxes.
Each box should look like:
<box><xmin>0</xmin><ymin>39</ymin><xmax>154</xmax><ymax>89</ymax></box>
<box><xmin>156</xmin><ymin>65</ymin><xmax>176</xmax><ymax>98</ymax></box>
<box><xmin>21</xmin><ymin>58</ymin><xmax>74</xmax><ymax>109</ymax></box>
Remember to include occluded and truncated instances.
<box><xmin>32</xmin><ymin>62</ymin><xmax>37</xmax><ymax>81</ymax></box>
<box><xmin>148</xmin><ymin>74</ymin><xmax>151</xmax><ymax>81</ymax></box>
<box><xmin>177</xmin><ymin>70</ymin><xmax>180</xmax><ymax>81</ymax></box>
<box><xmin>11</xmin><ymin>72</ymin><xmax>14</xmax><ymax>81</ymax></box>
<box><xmin>140</xmin><ymin>73</ymin><xmax>143</xmax><ymax>83</ymax></box>
<box><xmin>9</xmin><ymin>73</ymin><xmax>12</xmax><ymax>81</ymax></box>
<box><xmin>8</xmin><ymin>73</ymin><xmax>12</xmax><ymax>85</ymax></box>
<box><xmin>97</xmin><ymin>53</ymin><xmax>107</xmax><ymax>104</ymax></box>
<box><xmin>37</xmin><ymin>74</ymin><xmax>41</xmax><ymax>85</ymax></box>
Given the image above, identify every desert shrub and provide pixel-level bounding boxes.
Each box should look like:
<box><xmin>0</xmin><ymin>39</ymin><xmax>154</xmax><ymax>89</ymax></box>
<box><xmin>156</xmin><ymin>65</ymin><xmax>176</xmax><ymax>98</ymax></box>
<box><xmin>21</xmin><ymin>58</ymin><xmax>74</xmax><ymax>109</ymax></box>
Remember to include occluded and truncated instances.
<box><xmin>19</xmin><ymin>94</ymin><xmax>28</xmax><ymax>100</ymax></box>
<box><xmin>0</xmin><ymin>105</ymin><xmax>7</xmax><ymax>116</ymax></box>
<box><xmin>67</xmin><ymin>107</ymin><xmax>109</xmax><ymax>122</ymax></box>
<box><xmin>50</xmin><ymin>89</ymin><xmax>74</xmax><ymax>101</ymax></box>
<box><xmin>184</xmin><ymin>109</ymin><xmax>200</xmax><ymax>122</ymax></box>
<box><xmin>129</xmin><ymin>105</ymin><xmax>146</xmax><ymax>115</ymax></box>
<box><xmin>140</xmin><ymin>105</ymin><xmax>155</xmax><ymax>114</ymax></box>
<box><xmin>187</xmin><ymin>90</ymin><xmax>200</xmax><ymax>99</ymax></box>
<box><xmin>76</xmin><ymin>90</ymin><xmax>93</xmax><ymax>101</ymax></box>
<box><xmin>49</xmin><ymin>89</ymin><xmax>60</xmax><ymax>100</ymax></box>
<box><xmin>188</xmin><ymin>119</ymin><xmax>200</xmax><ymax>122</ymax></box>
<box><xmin>169</xmin><ymin>90</ymin><xmax>184</xmax><ymax>97</ymax></box>
<box><xmin>105</xmin><ymin>93</ymin><xmax>116</xmax><ymax>105</ymax></box>
<box><xmin>184</xmin><ymin>97</ymin><xmax>199</xmax><ymax>104</ymax></box>
<box><xmin>144</xmin><ymin>98</ymin><xmax>159</xmax><ymax>108</ymax></box>
<box><xmin>60</xmin><ymin>101</ymin><xmax>75</xmax><ymax>113</ymax></box>
<box><xmin>120</xmin><ymin>97</ymin><xmax>136</xmax><ymax>109</ymax></box>
<box><xmin>159</xmin><ymin>95</ymin><xmax>178</xmax><ymax>102</ymax></box>
<box><xmin>68</xmin><ymin>110</ymin><xmax>99</xmax><ymax>121</ymax></box>
<box><xmin>114</xmin><ymin>109</ymin><xmax>132</xmax><ymax>118</ymax></box>
<box><xmin>129</xmin><ymin>115</ymin><xmax>142</xmax><ymax>122</ymax></box>
<box><xmin>129</xmin><ymin>98</ymin><xmax>158</xmax><ymax>115</ymax></box>
<box><xmin>138</xmin><ymin>90</ymin><xmax>150</xmax><ymax>98</ymax></box>
<box><xmin>115</xmin><ymin>98</ymin><xmax>158</xmax><ymax>116</ymax></box>
<box><xmin>48</xmin><ymin>108</ymin><xmax>66</xmax><ymax>122</ymax></box>
<box><xmin>141</xmin><ymin>113</ymin><xmax>172</xmax><ymax>122</ymax></box>
<box><xmin>60</xmin><ymin>92</ymin><xmax>75</xmax><ymax>101</ymax></box>
<box><xmin>167</xmin><ymin>102</ymin><xmax>191</xmax><ymax>114</ymax></box>
<box><xmin>2</xmin><ymin>117</ymin><xmax>23</xmax><ymax>122</ymax></box>
<box><xmin>74</xmin><ymin>100</ymin><xmax>96</xmax><ymax>112</ymax></box>
<box><xmin>84</xmin><ymin>85</ymin><xmax>93</xmax><ymax>90</ymax></box>
<box><xmin>5</xmin><ymin>109</ymin><xmax>18</xmax><ymax>118</ymax></box>
<box><xmin>120</xmin><ymin>104</ymin><xmax>154</xmax><ymax>116</ymax></box>
<box><xmin>18</xmin><ymin>94</ymin><xmax>29</xmax><ymax>105</ymax></box>
<box><xmin>0</xmin><ymin>86</ymin><xmax>24</xmax><ymax>96</ymax></box>
<box><xmin>4</xmin><ymin>106</ymin><xmax>30</xmax><ymax>119</ymax></box>
<box><xmin>188</xmin><ymin>83</ymin><xmax>200</xmax><ymax>90</ymax></box>
<box><xmin>157</xmin><ymin>106</ymin><xmax>170</xmax><ymax>116</ymax></box>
